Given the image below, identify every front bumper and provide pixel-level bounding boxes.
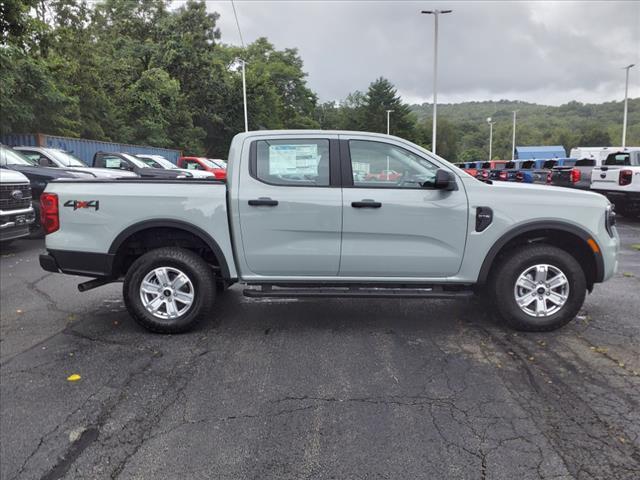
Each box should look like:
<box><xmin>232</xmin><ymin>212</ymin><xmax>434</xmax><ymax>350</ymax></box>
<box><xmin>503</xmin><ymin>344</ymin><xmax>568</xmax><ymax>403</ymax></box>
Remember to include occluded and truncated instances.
<box><xmin>0</xmin><ymin>207</ymin><xmax>36</xmax><ymax>242</ymax></box>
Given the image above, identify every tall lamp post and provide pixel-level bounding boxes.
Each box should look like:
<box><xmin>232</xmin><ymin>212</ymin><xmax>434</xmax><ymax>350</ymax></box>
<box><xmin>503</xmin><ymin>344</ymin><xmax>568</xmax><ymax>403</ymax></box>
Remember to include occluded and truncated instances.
<box><xmin>241</xmin><ymin>59</ymin><xmax>248</xmax><ymax>132</ymax></box>
<box><xmin>386</xmin><ymin>109</ymin><xmax>394</xmax><ymax>135</ymax></box>
<box><xmin>487</xmin><ymin>117</ymin><xmax>495</xmax><ymax>162</ymax></box>
<box><xmin>511</xmin><ymin>110</ymin><xmax>518</xmax><ymax>161</ymax></box>
<box><xmin>622</xmin><ymin>64</ymin><xmax>635</xmax><ymax>148</ymax></box>
<box><xmin>421</xmin><ymin>9</ymin><xmax>452</xmax><ymax>155</ymax></box>
<box><xmin>231</xmin><ymin>0</ymin><xmax>248</xmax><ymax>132</ymax></box>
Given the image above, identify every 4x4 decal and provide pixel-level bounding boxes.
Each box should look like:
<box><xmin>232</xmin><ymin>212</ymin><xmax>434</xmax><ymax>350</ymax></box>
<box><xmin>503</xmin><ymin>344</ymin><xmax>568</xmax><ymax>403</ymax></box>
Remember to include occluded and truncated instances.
<box><xmin>64</xmin><ymin>200</ymin><xmax>100</xmax><ymax>211</ymax></box>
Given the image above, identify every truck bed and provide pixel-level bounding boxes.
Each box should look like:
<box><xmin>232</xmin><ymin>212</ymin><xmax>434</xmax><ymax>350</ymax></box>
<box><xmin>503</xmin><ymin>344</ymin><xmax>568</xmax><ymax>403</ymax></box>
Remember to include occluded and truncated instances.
<box><xmin>43</xmin><ymin>178</ymin><xmax>236</xmax><ymax>276</ymax></box>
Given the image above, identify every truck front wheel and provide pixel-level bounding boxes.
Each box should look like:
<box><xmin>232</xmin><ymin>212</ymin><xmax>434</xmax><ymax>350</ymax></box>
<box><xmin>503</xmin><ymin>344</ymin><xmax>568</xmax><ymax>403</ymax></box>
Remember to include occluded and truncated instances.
<box><xmin>123</xmin><ymin>248</ymin><xmax>216</xmax><ymax>333</ymax></box>
<box><xmin>490</xmin><ymin>244</ymin><xmax>586</xmax><ymax>332</ymax></box>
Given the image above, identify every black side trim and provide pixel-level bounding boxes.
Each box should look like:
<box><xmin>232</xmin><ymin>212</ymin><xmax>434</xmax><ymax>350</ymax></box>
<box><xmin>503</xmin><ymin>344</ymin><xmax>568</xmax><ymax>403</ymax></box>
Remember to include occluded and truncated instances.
<box><xmin>477</xmin><ymin>221</ymin><xmax>605</xmax><ymax>284</ymax></box>
<box><xmin>39</xmin><ymin>253</ymin><xmax>59</xmax><ymax>273</ymax></box>
<box><xmin>108</xmin><ymin>220</ymin><xmax>232</xmax><ymax>279</ymax></box>
<box><xmin>329</xmin><ymin>139</ymin><xmax>341</xmax><ymax>188</ymax></box>
<box><xmin>42</xmin><ymin>250</ymin><xmax>116</xmax><ymax>277</ymax></box>
<box><xmin>475</xmin><ymin>207</ymin><xmax>493</xmax><ymax>232</ymax></box>
<box><xmin>339</xmin><ymin>139</ymin><xmax>354</xmax><ymax>187</ymax></box>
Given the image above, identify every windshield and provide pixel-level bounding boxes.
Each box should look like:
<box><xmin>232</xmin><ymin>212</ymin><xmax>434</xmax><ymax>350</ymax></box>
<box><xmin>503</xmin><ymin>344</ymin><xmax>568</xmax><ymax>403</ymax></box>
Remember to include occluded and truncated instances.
<box><xmin>0</xmin><ymin>147</ymin><xmax>36</xmax><ymax>166</ymax></box>
<box><xmin>150</xmin><ymin>156</ymin><xmax>178</xmax><ymax>169</ymax></box>
<box><xmin>48</xmin><ymin>149</ymin><xmax>88</xmax><ymax>167</ymax></box>
<box><xmin>120</xmin><ymin>153</ymin><xmax>150</xmax><ymax>169</ymax></box>
<box><xmin>201</xmin><ymin>158</ymin><xmax>226</xmax><ymax>169</ymax></box>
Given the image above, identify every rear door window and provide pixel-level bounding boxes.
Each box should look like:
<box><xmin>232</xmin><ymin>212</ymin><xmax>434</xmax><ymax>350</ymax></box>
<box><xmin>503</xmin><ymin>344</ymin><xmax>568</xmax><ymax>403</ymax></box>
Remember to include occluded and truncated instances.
<box><xmin>252</xmin><ymin>139</ymin><xmax>330</xmax><ymax>186</ymax></box>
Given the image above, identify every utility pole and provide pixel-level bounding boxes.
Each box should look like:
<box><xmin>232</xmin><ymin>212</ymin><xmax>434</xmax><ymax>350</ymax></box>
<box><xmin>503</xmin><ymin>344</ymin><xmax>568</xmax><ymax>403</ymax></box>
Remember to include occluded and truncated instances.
<box><xmin>241</xmin><ymin>59</ymin><xmax>248</xmax><ymax>132</ymax></box>
<box><xmin>231</xmin><ymin>0</ymin><xmax>248</xmax><ymax>132</ymax></box>
<box><xmin>421</xmin><ymin>9</ymin><xmax>452</xmax><ymax>155</ymax></box>
<box><xmin>487</xmin><ymin>117</ymin><xmax>495</xmax><ymax>162</ymax></box>
<box><xmin>386</xmin><ymin>109</ymin><xmax>394</xmax><ymax>135</ymax></box>
<box><xmin>511</xmin><ymin>110</ymin><xmax>517</xmax><ymax>161</ymax></box>
<box><xmin>622</xmin><ymin>64</ymin><xmax>635</xmax><ymax>148</ymax></box>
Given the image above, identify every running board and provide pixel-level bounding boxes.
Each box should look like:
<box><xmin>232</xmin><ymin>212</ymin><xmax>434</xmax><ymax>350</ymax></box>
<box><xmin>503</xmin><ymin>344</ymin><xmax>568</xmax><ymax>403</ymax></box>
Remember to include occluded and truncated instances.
<box><xmin>243</xmin><ymin>285</ymin><xmax>473</xmax><ymax>299</ymax></box>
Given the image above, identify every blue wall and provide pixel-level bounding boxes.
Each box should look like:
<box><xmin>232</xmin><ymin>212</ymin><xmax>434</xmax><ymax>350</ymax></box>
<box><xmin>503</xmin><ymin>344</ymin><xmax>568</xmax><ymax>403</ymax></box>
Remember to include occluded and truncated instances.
<box><xmin>1</xmin><ymin>133</ymin><xmax>182</xmax><ymax>164</ymax></box>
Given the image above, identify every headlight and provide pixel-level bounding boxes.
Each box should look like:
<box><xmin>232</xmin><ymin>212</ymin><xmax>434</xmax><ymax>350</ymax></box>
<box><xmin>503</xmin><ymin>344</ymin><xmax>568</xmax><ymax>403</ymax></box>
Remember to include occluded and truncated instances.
<box><xmin>605</xmin><ymin>204</ymin><xmax>616</xmax><ymax>237</ymax></box>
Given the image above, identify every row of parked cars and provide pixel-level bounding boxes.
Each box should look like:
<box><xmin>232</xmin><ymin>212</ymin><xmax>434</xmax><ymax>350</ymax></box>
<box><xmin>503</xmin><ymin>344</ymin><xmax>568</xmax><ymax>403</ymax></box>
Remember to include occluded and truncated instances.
<box><xmin>455</xmin><ymin>148</ymin><xmax>640</xmax><ymax>218</ymax></box>
<box><xmin>0</xmin><ymin>144</ymin><xmax>227</xmax><ymax>245</ymax></box>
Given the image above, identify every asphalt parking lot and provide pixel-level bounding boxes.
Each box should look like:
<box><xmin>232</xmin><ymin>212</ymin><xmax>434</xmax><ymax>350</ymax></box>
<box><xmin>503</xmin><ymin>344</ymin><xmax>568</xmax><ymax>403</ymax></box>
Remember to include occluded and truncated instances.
<box><xmin>1</xmin><ymin>219</ymin><xmax>639</xmax><ymax>480</ymax></box>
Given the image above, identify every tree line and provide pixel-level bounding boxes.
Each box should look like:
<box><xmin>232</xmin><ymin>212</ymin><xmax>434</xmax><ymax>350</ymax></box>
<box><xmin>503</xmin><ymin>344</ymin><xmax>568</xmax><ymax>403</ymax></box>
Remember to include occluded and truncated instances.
<box><xmin>2</xmin><ymin>0</ymin><xmax>638</xmax><ymax>161</ymax></box>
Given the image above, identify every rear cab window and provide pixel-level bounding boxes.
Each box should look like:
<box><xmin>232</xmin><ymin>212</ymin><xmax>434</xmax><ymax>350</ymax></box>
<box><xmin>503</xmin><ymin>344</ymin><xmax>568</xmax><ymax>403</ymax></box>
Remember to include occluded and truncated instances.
<box><xmin>604</xmin><ymin>152</ymin><xmax>639</xmax><ymax>166</ymax></box>
<box><xmin>575</xmin><ymin>159</ymin><xmax>596</xmax><ymax>167</ymax></box>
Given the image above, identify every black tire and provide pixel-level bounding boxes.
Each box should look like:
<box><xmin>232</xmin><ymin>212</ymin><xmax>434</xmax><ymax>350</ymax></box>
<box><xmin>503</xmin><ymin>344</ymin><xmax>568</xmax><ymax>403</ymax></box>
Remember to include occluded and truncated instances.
<box><xmin>489</xmin><ymin>244</ymin><xmax>586</xmax><ymax>332</ymax></box>
<box><xmin>123</xmin><ymin>247</ymin><xmax>216</xmax><ymax>333</ymax></box>
<box><xmin>617</xmin><ymin>204</ymin><xmax>640</xmax><ymax>219</ymax></box>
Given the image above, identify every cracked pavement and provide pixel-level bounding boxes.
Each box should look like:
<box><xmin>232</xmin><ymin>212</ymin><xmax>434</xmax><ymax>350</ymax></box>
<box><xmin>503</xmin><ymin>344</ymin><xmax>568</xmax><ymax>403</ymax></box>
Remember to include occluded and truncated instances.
<box><xmin>1</xmin><ymin>218</ymin><xmax>639</xmax><ymax>479</ymax></box>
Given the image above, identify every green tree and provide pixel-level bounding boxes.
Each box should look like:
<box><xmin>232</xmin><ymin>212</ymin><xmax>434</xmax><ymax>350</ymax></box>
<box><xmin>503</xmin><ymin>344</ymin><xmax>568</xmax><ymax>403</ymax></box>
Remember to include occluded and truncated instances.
<box><xmin>362</xmin><ymin>77</ymin><xmax>415</xmax><ymax>138</ymax></box>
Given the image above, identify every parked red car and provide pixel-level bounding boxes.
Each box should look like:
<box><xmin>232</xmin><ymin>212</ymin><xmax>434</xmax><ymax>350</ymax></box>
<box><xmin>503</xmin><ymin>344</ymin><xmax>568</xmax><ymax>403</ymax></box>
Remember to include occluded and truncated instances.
<box><xmin>365</xmin><ymin>170</ymin><xmax>402</xmax><ymax>181</ymax></box>
<box><xmin>177</xmin><ymin>156</ymin><xmax>227</xmax><ymax>179</ymax></box>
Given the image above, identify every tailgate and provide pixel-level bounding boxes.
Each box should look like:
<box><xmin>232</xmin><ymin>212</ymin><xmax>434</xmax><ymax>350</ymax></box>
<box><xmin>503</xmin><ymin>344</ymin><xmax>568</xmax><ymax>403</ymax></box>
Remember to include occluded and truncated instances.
<box><xmin>591</xmin><ymin>167</ymin><xmax>621</xmax><ymax>190</ymax></box>
<box><xmin>551</xmin><ymin>168</ymin><xmax>572</xmax><ymax>186</ymax></box>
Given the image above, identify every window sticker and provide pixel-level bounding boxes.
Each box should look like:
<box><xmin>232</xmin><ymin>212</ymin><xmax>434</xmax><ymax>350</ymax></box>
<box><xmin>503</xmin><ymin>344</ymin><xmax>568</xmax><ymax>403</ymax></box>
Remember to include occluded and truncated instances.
<box><xmin>105</xmin><ymin>158</ymin><xmax>121</xmax><ymax>168</ymax></box>
<box><xmin>268</xmin><ymin>144</ymin><xmax>320</xmax><ymax>175</ymax></box>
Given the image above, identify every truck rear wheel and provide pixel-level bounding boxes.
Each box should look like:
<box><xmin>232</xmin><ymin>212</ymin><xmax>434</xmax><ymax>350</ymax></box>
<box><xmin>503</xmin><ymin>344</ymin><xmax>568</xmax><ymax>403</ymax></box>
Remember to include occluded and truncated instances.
<box><xmin>123</xmin><ymin>247</ymin><xmax>216</xmax><ymax>333</ymax></box>
<box><xmin>489</xmin><ymin>244</ymin><xmax>586</xmax><ymax>332</ymax></box>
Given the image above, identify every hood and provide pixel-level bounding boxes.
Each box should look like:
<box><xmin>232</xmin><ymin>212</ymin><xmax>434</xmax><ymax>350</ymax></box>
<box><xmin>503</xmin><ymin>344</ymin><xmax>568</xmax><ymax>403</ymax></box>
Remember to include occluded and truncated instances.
<box><xmin>7</xmin><ymin>164</ymin><xmax>93</xmax><ymax>180</ymax></box>
<box><xmin>174</xmin><ymin>168</ymin><xmax>214</xmax><ymax>178</ymax></box>
<box><xmin>136</xmin><ymin>167</ymin><xmax>185</xmax><ymax>178</ymax></box>
<box><xmin>65</xmin><ymin>167</ymin><xmax>138</xmax><ymax>178</ymax></box>
<box><xmin>0</xmin><ymin>168</ymin><xmax>31</xmax><ymax>184</ymax></box>
<box><xmin>479</xmin><ymin>177</ymin><xmax>608</xmax><ymax>204</ymax></box>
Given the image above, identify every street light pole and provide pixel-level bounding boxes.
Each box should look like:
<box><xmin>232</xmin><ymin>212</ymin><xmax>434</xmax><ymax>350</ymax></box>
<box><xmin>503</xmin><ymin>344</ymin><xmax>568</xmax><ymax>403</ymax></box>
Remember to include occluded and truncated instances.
<box><xmin>622</xmin><ymin>64</ymin><xmax>635</xmax><ymax>148</ymax></box>
<box><xmin>386</xmin><ymin>109</ymin><xmax>394</xmax><ymax>135</ymax></box>
<box><xmin>241</xmin><ymin>59</ymin><xmax>248</xmax><ymax>132</ymax></box>
<box><xmin>231</xmin><ymin>0</ymin><xmax>248</xmax><ymax>132</ymax></box>
<box><xmin>511</xmin><ymin>110</ymin><xmax>517</xmax><ymax>161</ymax></box>
<box><xmin>421</xmin><ymin>9</ymin><xmax>452</xmax><ymax>155</ymax></box>
<box><xmin>487</xmin><ymin>117</ymin><xmax>494</xmax><ymax>162</ymax></box>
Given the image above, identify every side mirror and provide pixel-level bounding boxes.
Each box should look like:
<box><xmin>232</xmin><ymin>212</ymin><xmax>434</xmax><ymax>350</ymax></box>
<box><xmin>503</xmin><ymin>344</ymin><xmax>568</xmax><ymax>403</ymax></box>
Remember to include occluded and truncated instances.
<box><xmin>39</xmin><ymin>157</ymin><xmax>49</xmax><ymax>167</ymax></box>
<box><xmin>432</xmin><ymin>169</ymin><xmax>457</xmax><ymax>191</ymax></box>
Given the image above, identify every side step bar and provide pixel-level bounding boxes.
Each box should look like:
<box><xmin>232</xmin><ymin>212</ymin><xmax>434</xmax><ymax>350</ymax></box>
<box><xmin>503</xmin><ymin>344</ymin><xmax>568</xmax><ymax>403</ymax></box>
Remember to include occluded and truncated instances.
<box><xmin>243</xmin><ymin>285</ymin><xmax>473</xmax><ymax>299</ymax></box>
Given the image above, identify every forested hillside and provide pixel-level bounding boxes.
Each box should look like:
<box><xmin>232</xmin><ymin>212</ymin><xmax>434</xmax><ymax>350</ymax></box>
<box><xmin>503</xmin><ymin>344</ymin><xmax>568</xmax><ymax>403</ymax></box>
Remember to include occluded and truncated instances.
<box><xmin>409</xmin><ymin>99</ymin><xmax>640</xmax><ymax>161</ymax></box>
<box><xmin>1</xmin><ymin>0</ymin><xmax>637</xmax><ymax>161</ymax></box>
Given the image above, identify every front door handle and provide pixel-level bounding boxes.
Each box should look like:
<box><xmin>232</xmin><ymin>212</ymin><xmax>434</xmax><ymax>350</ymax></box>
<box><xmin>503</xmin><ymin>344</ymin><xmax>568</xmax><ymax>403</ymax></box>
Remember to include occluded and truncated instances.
<box><xmin>248</xmin><ymin>198</ymin><xmax>278</xmax><ymax>207</ymax></box>
<box><xmin>351</xmin><ymin>200</ymin><xmax>382</xmax><ymax>208</ymax></box>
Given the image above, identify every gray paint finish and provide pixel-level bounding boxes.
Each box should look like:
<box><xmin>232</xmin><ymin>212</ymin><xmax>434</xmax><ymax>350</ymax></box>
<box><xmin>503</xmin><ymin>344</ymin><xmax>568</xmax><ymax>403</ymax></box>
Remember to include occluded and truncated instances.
<box><xmin>45</xmin><ymin>130</ymin><xmax>619</xmax><ymax>286</ymax></box>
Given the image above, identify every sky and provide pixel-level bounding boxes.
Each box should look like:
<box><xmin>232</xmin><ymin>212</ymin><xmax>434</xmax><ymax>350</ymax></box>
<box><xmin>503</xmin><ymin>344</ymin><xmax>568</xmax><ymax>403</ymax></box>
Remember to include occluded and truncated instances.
<box><xmin>206</xmin><ymin>0</ymin><xmax>639</xmax><ymax>106</ymax></box>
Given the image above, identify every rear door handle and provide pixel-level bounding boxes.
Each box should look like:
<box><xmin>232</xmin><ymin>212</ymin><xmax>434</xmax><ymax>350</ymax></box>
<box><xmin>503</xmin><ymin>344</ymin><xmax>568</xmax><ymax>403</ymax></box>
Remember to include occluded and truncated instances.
<box><xmin>248</xmin><ymin>198</ymin><xmax>278</xmax><ymax>207</ymax></box>
<box><xmin>351</xmin><ymin>200</ymin><xmax>382</xmax><ymax>208</ymax></box>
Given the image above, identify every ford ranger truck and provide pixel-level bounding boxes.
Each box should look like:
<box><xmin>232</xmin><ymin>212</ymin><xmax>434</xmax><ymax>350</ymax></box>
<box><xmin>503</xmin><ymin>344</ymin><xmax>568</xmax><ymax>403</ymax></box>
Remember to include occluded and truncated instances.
<box><xmin>0</xmin><ymin>168</ymin><xmax>36</xmax><ymax>245</ymax></box>
<box><xmin>38</xmin><ymin>131</ymin><xmax>620</xmax><ymax>333</ymax></box>
<box><xmin>591</xmin><ymin>149</ymin><xmax>640</xmax><ymax>218</ymax></box>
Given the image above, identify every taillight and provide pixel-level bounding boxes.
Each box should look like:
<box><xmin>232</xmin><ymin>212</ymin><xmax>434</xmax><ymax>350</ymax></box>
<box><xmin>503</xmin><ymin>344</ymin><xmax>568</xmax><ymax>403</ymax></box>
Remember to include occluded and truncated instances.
<box><xmin>499</xmin><ymin>171</ymin><xmax>508</xmax><ymax>181</ymax></box>
<box><xmin>546</xmin><ymin>172</ymin><xmax>552</xmax><ymax>184</ymax></box>
<box><xmin>40</xmin><ymin>193</ymin><xmax>59</xmax><ymax>234</ymax></box>
<box><xmin>482</xmin><ymin>171</ymin><xmax>489</xmax><ymax>179</ymax></box>
<box><xmin>516</xmin><ymin>172</ymin><xmax>524</xmax><ymax>182</ymax></box>
<box><xmin>570</xmin><ymin>168</ymin><xmax>581</xmax><ymax>183</ymax></box>
<box><xmin>619</xmin><ymin>169</ymin><xmax>633</xmax><ymax>186</ymax></box>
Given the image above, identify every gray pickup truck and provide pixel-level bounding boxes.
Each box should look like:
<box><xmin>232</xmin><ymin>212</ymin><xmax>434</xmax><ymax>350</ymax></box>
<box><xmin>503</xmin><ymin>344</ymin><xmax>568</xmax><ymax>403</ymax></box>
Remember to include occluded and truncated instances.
<box><xmin>39</xmin><ymin>131</ymin><xmax>619</xmax><ymax>333</ymax></box>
